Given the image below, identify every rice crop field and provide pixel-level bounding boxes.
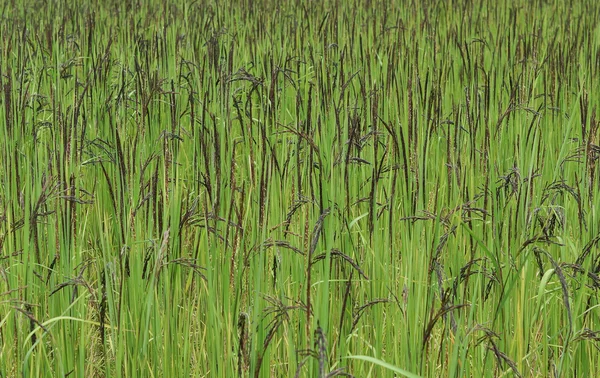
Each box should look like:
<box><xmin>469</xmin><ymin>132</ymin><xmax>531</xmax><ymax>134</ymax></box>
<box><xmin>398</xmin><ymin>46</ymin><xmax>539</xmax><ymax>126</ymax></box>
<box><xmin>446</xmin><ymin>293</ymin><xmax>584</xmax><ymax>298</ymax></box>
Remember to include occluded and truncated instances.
<box><xmin>1</xmin><ymin>0</ymin><xmax>600</xmax><ymax>376</ymax></box>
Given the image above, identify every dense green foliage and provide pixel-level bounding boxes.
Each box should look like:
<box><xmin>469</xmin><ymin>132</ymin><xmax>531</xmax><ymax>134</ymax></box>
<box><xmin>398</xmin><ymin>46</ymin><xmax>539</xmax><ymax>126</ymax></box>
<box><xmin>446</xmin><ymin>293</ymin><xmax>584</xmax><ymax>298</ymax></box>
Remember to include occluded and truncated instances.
<box><xmin>1</xmin><ymin>0</ymin><xmax>600</xmax><ymax>376</ymax></box>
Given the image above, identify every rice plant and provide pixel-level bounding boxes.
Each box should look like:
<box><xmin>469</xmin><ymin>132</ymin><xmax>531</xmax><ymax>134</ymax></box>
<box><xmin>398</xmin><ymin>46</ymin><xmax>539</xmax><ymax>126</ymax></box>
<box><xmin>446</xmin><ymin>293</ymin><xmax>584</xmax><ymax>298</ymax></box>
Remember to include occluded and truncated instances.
<box><xmin>1</xmin><ymin>0</ymin><xmax>600</xmax><ymax>377</ymax></box>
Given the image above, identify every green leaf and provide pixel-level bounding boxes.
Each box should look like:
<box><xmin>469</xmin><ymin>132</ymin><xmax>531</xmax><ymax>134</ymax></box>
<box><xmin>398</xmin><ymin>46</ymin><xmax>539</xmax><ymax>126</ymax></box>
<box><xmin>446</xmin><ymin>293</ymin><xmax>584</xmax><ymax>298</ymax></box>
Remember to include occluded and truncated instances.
<box><xmin>345</xmin><ymin>355</ymin><xmax>422</xmax><ymax>378</ymax></box>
